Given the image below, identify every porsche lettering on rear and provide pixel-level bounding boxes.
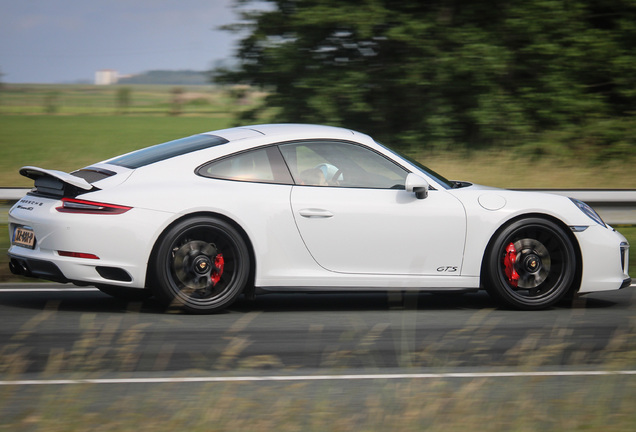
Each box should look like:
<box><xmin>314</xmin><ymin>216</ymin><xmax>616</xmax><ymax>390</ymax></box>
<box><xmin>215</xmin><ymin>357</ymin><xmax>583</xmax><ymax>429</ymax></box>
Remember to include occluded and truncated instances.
<box><xmin>18</xmin><ymin>199</ymin><xmax>44</xmax><ymax>207</ymax></box>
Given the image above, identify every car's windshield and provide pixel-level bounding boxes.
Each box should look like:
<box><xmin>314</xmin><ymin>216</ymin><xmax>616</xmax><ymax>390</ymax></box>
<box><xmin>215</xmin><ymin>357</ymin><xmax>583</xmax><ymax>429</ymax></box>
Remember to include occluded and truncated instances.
<box><xmin>376</xmin><ymin>142</ymin><xmax>455</xmax><ymax>190</ymax></box>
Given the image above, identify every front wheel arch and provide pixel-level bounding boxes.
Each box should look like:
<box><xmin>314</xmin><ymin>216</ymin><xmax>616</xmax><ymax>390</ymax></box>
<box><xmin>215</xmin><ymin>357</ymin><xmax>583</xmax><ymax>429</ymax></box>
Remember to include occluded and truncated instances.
<box><xmin>480</xmin><ymin>214</ymin><xmax>582</xmax><ymax>309</ymax></box>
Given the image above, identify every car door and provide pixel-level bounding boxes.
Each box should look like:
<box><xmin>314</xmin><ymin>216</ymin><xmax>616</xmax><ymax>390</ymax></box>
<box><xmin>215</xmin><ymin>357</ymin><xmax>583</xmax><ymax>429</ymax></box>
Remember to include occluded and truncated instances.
<box><xmin>280</xmin><ymin>141</ymin><xmax>467</xmax><ymax>276</ymax></box>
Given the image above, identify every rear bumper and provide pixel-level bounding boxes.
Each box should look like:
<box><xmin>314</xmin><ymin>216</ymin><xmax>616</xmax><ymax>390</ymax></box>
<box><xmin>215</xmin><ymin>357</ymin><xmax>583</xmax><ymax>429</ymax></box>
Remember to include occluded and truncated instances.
<box><xmin>8</xmin><ymin>254</ymin><xmax>69</xmax><ymax>284</ymax></box>
<box><xmin>8</xmin><ymin>201</ymin><xmax>174</xmax><ymax>289</ymax></box>
<box><xmin>8</xmin><ymin>251</ymin><xmax>138</xmax><ymax>286</ymax></box>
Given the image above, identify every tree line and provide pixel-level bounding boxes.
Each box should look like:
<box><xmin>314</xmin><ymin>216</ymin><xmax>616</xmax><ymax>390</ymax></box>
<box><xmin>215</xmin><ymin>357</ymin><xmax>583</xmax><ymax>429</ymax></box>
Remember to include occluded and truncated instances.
<box><xmin>214</xmin><ymin>0</ymin><xmax>636</xmax><ymax>158</ymax></box>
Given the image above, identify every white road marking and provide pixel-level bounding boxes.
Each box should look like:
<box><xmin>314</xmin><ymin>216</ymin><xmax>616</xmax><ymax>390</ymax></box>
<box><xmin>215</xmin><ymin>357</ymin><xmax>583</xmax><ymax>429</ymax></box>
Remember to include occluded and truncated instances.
<box><xmin>0</xmin><ymin>287</ymin><xmax>99</xmax><ymax>292</ymax></box>
<box><xmin>1</xmin><ymin>370</ymin><xmax>635</xmax><ymax>386</ymax></box>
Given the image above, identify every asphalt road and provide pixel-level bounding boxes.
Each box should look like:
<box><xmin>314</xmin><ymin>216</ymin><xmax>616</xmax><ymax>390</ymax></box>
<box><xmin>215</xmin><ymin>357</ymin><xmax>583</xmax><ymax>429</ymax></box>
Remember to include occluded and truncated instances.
<box><xmin>1</xmin><ymin>283</ymin><xmax>635</xmax><ymax>375</ymax></box>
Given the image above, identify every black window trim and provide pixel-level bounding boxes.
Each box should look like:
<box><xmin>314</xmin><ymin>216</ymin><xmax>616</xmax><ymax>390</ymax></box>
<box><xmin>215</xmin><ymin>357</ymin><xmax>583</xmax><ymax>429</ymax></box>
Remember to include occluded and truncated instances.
<box><xmin>196</xmin><ymin>139</ymin><xmax>438</xmax><ymax>191</ymax></box>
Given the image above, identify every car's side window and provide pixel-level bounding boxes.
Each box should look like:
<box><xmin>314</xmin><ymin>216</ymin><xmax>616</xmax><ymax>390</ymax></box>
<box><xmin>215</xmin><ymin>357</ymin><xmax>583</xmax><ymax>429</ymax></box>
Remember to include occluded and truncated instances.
<box><xmin>199</xmin><ymin>146</ymin><xmax>294</xmax><ymax>184</ymax></box>
<box><xmin>278</xmin><ymin>141</ymin><xmax>408</xmax><ymax>189</ymax></box>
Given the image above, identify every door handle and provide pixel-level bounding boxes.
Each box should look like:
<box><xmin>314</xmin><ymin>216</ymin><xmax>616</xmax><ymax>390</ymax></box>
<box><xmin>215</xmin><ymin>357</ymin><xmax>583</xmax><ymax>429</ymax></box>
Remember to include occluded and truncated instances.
<box><xmin>298</xmin><ymin>208</ymin><xmax>334</xmax><ymax>218</ymax></box>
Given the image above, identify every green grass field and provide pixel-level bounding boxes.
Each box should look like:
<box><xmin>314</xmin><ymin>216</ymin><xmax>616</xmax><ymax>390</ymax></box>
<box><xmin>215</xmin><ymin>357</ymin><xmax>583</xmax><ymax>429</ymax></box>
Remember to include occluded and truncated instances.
<box><xmin>2</xmin><ymin>114</ymin><xmax>636</xmax><ymax>188</ymax></box>
<box><xmin>0</xmin><ymin>116</ymin><xmax>234</xmax><ymax>186</ymax></box>
<box><xmin>0</xmin><ymin>83</ymin><xmax>252</xmax><ymax>116</ymax></box>
<box><xmin>2</xmin><ymin>83</ymin><xmax>636</xmax><ymax>188</ymax></box>
<box><xmin>0</xmin><ymin>84</ymin><xmax>267</xmax><ymax>185</ymax></box>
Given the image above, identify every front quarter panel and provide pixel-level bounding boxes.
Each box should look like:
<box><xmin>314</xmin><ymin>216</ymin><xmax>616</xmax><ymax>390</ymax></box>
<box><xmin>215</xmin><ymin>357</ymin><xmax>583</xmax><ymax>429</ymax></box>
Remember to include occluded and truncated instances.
<box><xmin>454</xmin><ymin>187</ymin><xmax>628</xmax><ymax>294</ymax></box>
<box><xmin>456</xmin><ymin>189</ymin><xmax>597</xmax><ymax>275</ymax></box>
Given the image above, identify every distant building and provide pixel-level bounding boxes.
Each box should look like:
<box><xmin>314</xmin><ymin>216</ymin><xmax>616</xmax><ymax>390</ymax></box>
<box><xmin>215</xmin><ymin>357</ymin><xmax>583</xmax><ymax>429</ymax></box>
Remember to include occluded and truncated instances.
<box><xmin>95</xmin><ymin>69</ymin><xmax>118</xmax><ymax>85</ymax></box>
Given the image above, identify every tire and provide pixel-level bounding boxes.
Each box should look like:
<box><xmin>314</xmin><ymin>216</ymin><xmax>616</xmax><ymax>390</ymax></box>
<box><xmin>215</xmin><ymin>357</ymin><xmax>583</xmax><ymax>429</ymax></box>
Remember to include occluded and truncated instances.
<box><xmin>97</xmin><ymin>285</ymin><xmax>153</xmax><ymax>301</ymax></box>
<box><xmin>484</xmin><ymin>218</ymin><xmax>577</xmax><ymax>310</ymax></box>
<box><xmin>151</xmin><ymin>216</ymin><xmax>251</xmax><ymax>314</ymax></box>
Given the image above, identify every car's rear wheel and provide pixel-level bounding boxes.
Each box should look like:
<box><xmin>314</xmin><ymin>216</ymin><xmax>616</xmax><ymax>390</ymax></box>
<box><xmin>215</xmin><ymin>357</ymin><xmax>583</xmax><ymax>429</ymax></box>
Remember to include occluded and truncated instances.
<box><xmin>152</xmin><ymin>216</ymin><xmax>250</xmax><ymax>314</ymax></box>
<box><xmin>484</xmin><ymin>218</ymin><xmax>577</xmax><ymax>310</ymax></box>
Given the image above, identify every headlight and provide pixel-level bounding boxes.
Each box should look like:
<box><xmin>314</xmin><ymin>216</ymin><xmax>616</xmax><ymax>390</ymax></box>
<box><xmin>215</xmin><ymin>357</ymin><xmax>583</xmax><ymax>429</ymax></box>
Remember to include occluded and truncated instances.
<box><xmin>569</xmin><ymin>198</ymin><xmax>606</xmax><ymax>228</ymax></box>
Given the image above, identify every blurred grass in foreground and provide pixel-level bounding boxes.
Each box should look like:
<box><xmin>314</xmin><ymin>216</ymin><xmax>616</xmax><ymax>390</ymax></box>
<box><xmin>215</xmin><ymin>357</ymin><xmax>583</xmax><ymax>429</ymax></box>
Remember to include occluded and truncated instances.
<box><xmin>0</xmin><ymin>376</ymin><xmax>634</xmax><ymax>431</ymax></box>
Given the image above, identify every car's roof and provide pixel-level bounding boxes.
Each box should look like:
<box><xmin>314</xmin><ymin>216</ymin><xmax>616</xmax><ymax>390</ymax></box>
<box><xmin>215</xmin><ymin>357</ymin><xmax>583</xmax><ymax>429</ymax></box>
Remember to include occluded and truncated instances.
<box><xmin>99</xmin><ymin>124</ymin><xmax>368</xmax><ymax>171</ymax></box>
<box><xmin>203</xmin><ymin>123</ymin><xmax>358</xmax><ymax>142</ymax></box>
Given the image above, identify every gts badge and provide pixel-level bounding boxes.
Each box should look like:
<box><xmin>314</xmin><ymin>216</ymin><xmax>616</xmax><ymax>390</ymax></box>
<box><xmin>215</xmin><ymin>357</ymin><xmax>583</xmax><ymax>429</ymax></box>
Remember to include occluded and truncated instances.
<box><xmin>437</xmin><ymin>266</ymin><xmax>458</xmax><ymax>273</ymax></box>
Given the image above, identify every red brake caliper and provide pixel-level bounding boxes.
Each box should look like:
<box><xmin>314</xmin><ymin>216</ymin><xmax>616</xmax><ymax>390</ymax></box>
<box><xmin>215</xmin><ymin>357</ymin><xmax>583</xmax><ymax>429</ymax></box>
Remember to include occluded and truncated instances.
<box><xmin>211</xmin><ymin>254</ymin><xmax>224</xmax><ymax>286</ymax></box>
<box><xmin>503</xmin><ymin>243</ymin><xmax>519</xmax><ymax>287</ymax></box>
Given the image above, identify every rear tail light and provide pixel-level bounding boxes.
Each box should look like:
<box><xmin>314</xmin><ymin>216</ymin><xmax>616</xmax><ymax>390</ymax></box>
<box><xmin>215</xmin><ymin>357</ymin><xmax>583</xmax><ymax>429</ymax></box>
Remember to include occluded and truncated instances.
<box><xmin>58</xmin><ymin>251</ymin><xmax>100</xmax><ymax>260</ymax></box>
<box><xmin>56</xmin><ymin>198</ymin><xmax>132</xmax><ymax>215</ymax></box>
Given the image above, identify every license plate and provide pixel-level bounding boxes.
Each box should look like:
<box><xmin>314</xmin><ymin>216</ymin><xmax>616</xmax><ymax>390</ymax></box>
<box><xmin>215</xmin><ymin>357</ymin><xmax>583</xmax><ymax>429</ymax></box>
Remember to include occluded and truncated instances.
<box><xmin>14</xmin><ymin>227</ymin><xmax>36</xmax><ymax>249</ymax></box>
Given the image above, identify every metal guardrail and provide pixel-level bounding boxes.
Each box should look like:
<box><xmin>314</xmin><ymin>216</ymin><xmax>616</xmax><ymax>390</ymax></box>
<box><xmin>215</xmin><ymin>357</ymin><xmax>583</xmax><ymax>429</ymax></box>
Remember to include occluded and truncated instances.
<box><xmin>0</xmin><ymin>189</ymin><xmax>31</xmax><ymax>201</ymax></box>
<box><xmin>2</xmin><ymin>188</ymin><xmax>636</xmax><ymax>225</ymax></box>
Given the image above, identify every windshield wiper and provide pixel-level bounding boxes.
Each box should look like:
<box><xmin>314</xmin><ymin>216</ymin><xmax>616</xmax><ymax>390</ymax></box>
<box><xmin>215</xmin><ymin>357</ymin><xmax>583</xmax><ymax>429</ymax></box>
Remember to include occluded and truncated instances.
<box><xmin>451</xmin><ymin>181</ymin><xmax>472</xmax><ymax>189</ymax></box>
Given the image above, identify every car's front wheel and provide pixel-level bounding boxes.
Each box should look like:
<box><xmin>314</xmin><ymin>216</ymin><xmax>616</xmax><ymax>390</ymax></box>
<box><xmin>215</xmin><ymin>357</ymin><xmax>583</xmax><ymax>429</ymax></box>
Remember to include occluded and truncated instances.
<box><xmin>484</xmin><ymin>218</ymin><xmax>578</xmax><ymax>310</ymax></box>
<box><xmin>151</xmin><ymin>216</ymin><xmax>250</xmax><ymax>314</ymax></box>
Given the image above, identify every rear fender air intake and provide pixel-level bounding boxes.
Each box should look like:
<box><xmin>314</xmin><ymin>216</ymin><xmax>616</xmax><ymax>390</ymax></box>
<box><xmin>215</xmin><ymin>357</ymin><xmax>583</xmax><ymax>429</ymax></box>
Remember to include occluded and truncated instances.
<box><xmin>96</xmin><ymin>266</ymin><xmax>133</xmax><ymax>282</ymax></box>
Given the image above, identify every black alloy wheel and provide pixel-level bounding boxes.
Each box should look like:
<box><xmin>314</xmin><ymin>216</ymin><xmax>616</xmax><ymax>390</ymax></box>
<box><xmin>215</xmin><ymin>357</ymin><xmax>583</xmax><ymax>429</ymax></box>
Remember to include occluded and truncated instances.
<box><xmin>152</xmin><ymin>216</ymin><xmax>250</xmax><ymax>314</ymax></box>
<box><xmin>484</xmin><ymin>218</ymin><xmax>577</xmax><ymax>310</ymax></box>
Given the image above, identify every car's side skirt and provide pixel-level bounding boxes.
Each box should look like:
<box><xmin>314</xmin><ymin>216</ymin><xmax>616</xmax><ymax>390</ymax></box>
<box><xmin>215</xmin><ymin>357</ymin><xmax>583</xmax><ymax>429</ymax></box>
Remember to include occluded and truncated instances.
<box><xmin>256</xmin><ymin>286</ymin><xmax>480</xmax><ymax>294</ymax></box>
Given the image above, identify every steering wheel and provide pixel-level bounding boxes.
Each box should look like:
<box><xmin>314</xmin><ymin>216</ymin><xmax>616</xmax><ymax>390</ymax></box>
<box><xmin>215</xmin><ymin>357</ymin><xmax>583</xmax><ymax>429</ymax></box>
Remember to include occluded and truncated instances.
<box><xmin>330</xmin><ymin>169</ymin><xmax>343</xmax><ymax>186</ymax></box>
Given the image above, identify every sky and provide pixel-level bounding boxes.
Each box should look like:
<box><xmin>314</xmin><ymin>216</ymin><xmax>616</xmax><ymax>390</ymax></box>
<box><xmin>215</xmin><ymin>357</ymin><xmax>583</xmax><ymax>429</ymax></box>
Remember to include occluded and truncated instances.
<box><xmin>0</xmin><ymin>0</ymin><xmax>250</xmax><ymax>83</ymax></box>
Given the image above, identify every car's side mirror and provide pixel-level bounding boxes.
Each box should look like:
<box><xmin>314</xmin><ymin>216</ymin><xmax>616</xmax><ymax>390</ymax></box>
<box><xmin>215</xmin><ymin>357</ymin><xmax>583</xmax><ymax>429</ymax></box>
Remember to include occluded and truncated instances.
<box><xmin>405</xmin><ymin>173</ymin><xmax>429</xmax><ymax>199</ymax></box>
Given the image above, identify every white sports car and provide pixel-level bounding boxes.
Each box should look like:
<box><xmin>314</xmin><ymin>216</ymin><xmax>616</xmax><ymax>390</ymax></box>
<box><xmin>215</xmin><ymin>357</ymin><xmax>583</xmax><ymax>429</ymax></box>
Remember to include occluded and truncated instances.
<box><xmin>8</xmin><ymin>124</ymin><xmax>631</xmax><ymax>313</ymax></box>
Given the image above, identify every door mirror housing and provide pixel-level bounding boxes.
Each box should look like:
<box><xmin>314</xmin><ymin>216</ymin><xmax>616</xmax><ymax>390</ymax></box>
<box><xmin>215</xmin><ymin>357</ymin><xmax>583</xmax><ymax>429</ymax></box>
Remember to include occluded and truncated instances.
<box><xmin>405</xmin><ymin>173</ymin><xmax>429</xmax><ymax>199</ymax></box>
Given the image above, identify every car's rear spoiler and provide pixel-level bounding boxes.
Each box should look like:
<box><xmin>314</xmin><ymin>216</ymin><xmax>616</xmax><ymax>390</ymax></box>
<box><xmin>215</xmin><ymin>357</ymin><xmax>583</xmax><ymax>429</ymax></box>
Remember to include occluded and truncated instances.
<box><xmin>19</xmin><ymin>166</ymin><xmax>93</xmax><ymax>190</ymax></box>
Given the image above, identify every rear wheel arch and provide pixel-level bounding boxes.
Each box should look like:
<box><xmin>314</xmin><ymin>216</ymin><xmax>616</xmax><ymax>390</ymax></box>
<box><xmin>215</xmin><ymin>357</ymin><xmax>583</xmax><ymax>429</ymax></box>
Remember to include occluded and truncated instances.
<box><xmin>145</xmin><ymin>212</ymin><xmax>256</xmax><ymax>311</ymax></box>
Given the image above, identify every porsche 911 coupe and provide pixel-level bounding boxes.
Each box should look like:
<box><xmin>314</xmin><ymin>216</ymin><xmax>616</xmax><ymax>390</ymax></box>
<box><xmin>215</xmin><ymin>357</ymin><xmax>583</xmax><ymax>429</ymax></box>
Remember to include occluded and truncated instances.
<box><xmin>8</xmin><ymin>124</ymin><xmax>631</xmax><ymax>313</ymax></box>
